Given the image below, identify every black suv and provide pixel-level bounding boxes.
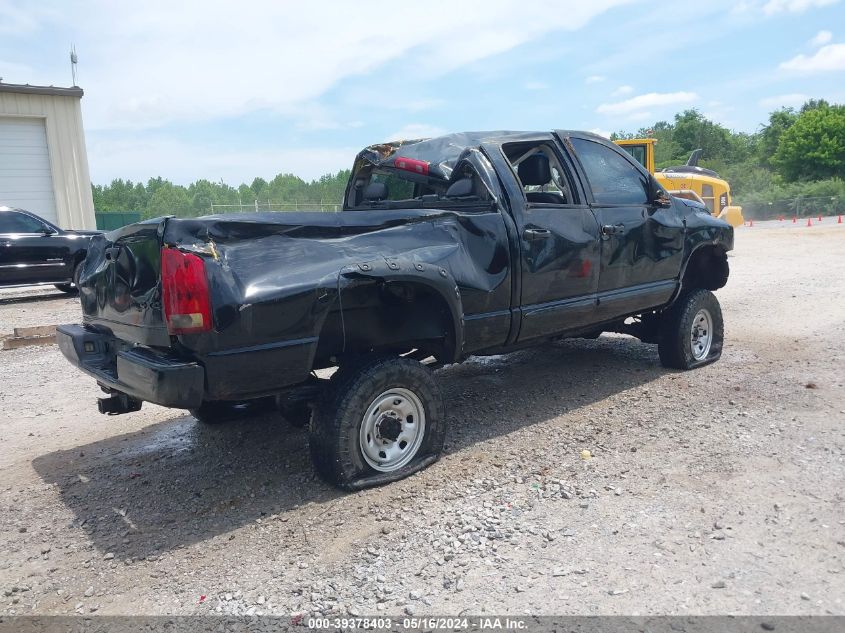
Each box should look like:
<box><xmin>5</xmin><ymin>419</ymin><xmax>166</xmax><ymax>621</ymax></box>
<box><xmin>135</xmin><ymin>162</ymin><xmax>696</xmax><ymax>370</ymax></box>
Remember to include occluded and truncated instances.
<box><xmin>0</xmin><ymin>206</ymin><xmax>99</xmax><ymax>292</ymax></box>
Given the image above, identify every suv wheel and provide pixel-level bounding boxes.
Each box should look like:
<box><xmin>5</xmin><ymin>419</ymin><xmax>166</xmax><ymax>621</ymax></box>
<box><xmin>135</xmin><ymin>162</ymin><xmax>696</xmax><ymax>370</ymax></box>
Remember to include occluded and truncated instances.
<box><xmin>658</xmin><ymin>289</ymin><xmax>724</xmax><ymax>369</ymax></box>
<box><xmin>309</xmin><ymin>356</ymin><xmax>445</xmax><ymax>490</ymax></box>
<box><xmin>55</xmin><ymin>261</ymin><xmax>82</xmax><ymax>293</ymax></box>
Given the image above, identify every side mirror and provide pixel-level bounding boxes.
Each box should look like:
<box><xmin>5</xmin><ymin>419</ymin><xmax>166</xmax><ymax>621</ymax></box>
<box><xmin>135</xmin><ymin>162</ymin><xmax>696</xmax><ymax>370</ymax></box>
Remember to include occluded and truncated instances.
<box><xmin>649</xmin><ymin>177</ymin><xmax>672</xmax><ymax>208</ymax></box>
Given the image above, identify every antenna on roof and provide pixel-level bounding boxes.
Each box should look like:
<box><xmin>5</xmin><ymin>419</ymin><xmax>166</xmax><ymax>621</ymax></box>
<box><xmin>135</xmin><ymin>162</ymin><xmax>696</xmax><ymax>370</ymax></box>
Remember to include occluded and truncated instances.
<box><xmin>70</xmin><ymin>45</ymin><xmax>78</xmax><ymax>86</ymax></box>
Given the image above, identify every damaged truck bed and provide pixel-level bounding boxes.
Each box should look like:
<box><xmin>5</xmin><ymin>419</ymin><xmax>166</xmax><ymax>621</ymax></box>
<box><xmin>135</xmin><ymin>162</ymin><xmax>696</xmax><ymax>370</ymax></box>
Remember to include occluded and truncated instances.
<box><xmin>58</xmin><ymin>130</ymin><xmax>733</xmax><ymax>489</ymax></box>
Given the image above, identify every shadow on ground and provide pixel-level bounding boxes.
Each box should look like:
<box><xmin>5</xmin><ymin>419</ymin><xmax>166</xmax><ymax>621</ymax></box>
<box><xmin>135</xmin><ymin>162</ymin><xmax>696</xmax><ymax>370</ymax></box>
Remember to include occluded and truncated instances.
<box><xmin>32</xmin><ymin>335</ymin><xmax>665</xmax><ymax>559</ymax></box>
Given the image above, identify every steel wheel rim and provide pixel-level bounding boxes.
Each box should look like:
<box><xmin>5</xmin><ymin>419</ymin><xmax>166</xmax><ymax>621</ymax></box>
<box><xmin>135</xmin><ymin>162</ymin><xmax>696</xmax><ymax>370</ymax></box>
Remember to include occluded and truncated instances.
<box><xmin>359</xmin><ymin>388</ymin><xmax>426</xmax><ymax>472</ymax></box>
<box><xmin>690</xmin><ymin>308</ymin><xmax>713</xmax><ymax>361</ymax></box>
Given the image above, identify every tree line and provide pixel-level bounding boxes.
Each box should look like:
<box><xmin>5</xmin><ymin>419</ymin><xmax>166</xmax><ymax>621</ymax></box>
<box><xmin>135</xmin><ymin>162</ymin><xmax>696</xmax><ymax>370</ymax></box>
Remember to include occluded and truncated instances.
<box><xmin>92</xmin><ymin>99</ymin><xmax>844</xmax><ymax>219</ymax></box>
<box><xmin>92</xmin><ymin>171</ymin><xmax>352</xmax><ymax>219</ymax></box>
<box><xmin>611</xmin><ymin>99</ymin><xmax>845</xmax><ymax>217</ymax></box>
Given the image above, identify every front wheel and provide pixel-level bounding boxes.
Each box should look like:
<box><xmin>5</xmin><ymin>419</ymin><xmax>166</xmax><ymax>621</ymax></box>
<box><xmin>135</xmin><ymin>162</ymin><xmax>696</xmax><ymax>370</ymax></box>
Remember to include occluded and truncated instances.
<box><xmin>309</xmin><ymin>356</ymin><xmax>445</xmax><ymax>490</ymax></box>
<box><xmin>658</xmin><ymin>289</ymin><xmax>724</xmax><ymax>369</ymax></box>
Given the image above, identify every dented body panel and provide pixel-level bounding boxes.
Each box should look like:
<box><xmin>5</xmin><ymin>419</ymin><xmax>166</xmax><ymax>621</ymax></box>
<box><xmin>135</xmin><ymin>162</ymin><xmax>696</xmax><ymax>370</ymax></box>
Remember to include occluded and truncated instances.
<box><xmin>60</xmin><ymin>130</ymin><xmax>733</xmax><ymax>409</ymax></box>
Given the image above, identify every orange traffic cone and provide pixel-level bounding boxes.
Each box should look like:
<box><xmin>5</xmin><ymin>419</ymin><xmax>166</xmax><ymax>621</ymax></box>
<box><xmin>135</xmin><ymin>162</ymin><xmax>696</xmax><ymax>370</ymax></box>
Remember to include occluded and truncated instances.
<box><xmin>807</xmin><ymin>217</ymin><xmax>813</xmax><ymax>227</ymax></box>
<box><xmin>839</xmin><ymin>215</ymin><xmax>843</xmax><ymax>224</ymax></box>
<box><xmin>793</xmin><ymin>216</ymin><xmax>797</xmax><ymax>223</ymax></box>
<box><xmin>818</xmin><ymin>214</ymin><xmax>823</xmax><ymax>222</ymax></box>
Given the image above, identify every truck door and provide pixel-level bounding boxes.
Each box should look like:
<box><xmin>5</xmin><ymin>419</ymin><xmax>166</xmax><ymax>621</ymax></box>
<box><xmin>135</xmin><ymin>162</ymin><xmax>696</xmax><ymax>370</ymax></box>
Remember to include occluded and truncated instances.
<box><xmin>0</xmin><ymin>210</ymin><xmax>68</xmax><ymax>285</ymax></box>
<box><xmin>565</xmin><ymin>135</ymin><xmax>685</xmax><ymax>321</ymax></box>
<box><xmin>487</xmin><ymin>139</ymin><xmax>601</xmax><ymax>342</ymax></box>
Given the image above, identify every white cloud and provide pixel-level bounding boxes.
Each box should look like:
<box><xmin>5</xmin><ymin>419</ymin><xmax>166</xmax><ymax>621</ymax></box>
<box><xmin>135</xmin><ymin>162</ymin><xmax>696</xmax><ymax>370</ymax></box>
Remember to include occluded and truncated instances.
<box><xmin>597</xmin><ymin>91</ymin><xmax>698</xmax><ymax>115</ymax></box>
<box><xmin>586</xmin><ymin>75</ymin><xmax>606</xmax><ymax>83</ymax></box>
<box><xmin>780</xmin><ymin>43</ymin><xmax>845</xmax><ymax>71</ymax></box>
<box><xmin>385</xmin><ymin>124</ymin><xmax>447</xmax><ymax>141</ymax></box>
<box><xmin>589</xmin><ymin>127</ymin><xmax>612</xmax><ymax>138</ymax></box>
<box><xmin>810</xmin><ymin>30</ymin><xmax>833</xmax><ymax>46</ymax></box>
<box><xmin>759</xmin><ymin>93</ymin><xmax>810</xmax><ymax>108</ymax></box>
<box><xmin>626</xmin><ymin>111</ymin><xmax>653</xmax><ymax>121</ymax></box>
<box><xmin>3</xmin><ymin>0</ymin><xmax>630</xmax><ymax>132</ymax></box>
<box><xmin>763</xmin><ymin>0</ymin><xmax>839</xmax><ymax>15</ymax></box>
<box><xmin>612</xmin><ymin>85</ymin><xmax>634</xmax><ymax>96</ymax></box>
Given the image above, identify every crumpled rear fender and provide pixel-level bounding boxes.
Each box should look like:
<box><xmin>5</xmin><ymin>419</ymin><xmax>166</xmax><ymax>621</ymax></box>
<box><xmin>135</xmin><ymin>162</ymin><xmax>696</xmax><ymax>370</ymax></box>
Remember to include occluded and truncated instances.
<box><xmin>332</xmin><ymin>256</ymin><xmax>464</xmax><ymax>363</ymax></box>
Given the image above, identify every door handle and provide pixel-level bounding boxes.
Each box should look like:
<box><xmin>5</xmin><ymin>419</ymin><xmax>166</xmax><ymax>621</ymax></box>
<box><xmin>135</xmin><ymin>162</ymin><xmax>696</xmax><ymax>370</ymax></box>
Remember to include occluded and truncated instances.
<box><xmin>523</xmin><ymin>228</ymin><xmax>551</xmax><ymax>240</ymax></box>
<box><xmin>601</xmin><ymin>223</ymin><xmax>625</xmax><ymax>237</ymax></box>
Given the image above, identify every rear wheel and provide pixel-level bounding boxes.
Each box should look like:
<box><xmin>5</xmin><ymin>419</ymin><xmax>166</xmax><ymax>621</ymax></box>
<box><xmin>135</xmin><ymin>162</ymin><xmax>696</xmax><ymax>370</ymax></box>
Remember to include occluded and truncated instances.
<box><xmin>309</xmin><ymin>356</ymin><xmax>445</xmax><ymax>490</ymax></box>
<box><xmin>658</xmin><ymin>289</ymin><xmax>724</xmax><ymax>369</ymax></box>
<box><xmin>55</xmin><ymin>261</ymin><xmax>82</xmax><ymax>293</ymax></box>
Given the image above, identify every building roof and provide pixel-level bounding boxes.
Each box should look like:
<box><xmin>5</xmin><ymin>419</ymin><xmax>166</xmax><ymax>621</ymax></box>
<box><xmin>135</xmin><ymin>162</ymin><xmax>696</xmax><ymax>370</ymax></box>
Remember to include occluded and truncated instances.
<box><xmin>0</xmin><ymin>82</ymin><xmax>84</xmax><ymax>98</ymax></box>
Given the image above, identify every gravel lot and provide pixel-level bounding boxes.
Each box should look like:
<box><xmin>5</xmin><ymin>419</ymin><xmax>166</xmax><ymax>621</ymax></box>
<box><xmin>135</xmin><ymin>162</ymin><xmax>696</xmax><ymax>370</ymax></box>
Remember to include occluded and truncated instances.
<box><xmin>1</xmin><ymin>222</ymin><xmax>843</xmax><ymax>617</ymax></box>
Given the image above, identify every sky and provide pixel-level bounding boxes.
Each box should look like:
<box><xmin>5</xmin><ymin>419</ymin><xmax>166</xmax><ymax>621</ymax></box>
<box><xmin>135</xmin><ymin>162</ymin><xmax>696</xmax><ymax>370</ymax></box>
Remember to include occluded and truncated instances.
<box><xmin>1</xmin><ymin>0</ymin><xmax>844</xmax><ymax>186</ymax></box>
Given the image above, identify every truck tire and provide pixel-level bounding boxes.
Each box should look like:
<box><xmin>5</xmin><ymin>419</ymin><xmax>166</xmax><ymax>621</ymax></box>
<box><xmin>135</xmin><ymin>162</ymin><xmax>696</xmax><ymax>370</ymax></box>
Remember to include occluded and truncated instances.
<box><xmin>190</xmin><ymin>397</ymin><xmax>275</xmax><ymax>424</ymax></box>
<box><xmin>309</xmin><ymin>356</ymin><xmax>446</xmax><ymax>490</ymax></box>
<box><xmin>658</xmin><ymin>289</ymin><xmax>724</xmax><ymax>370</ymax></box>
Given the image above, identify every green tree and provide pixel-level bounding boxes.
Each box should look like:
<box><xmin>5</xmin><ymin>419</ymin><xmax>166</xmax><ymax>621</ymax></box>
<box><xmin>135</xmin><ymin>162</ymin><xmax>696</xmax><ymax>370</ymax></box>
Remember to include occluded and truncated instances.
<box><xmin>250</xmin><ymin>177</ymin><xmax>268</xmax><ymax>198</ymax></box>
<box><xmin>188</xmin><ymin>179</ymin><xmax>218</xmax><ymax>216</ymax></box>
<box><xmin>758</xmin><ymin>108</ymin><xmax>798</xmax><ymax>167</ymax></box>
<box><xmin>801</xmin><ymin>99</ymin><xmax>830</xmax><ymax>113</ymax></box>
<box><xmin>145</xmin><ymin>182</ymin><xmax>191</xmax><ymax>219</ymax></box>
<box><xmin>771</xmin><ymin>104</ymin><xmax>845</xmax><ymax>181</ymax></box>
<box><xmin>672</xmin><ymin>109</ymin><xmax>739</xmax><ymax>163</ymax></box>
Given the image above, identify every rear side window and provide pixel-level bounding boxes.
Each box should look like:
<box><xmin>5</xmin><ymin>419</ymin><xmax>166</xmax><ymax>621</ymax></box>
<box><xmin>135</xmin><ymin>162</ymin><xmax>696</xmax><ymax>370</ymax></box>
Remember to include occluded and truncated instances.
<box><xmin>502</xmin><ymin>142</ymin><xmax>575</xmax><ymax>205</ymax></box>
<box><xmin>0</xmin><ymin>212</ymin><xmax>46</xmax><ymax>233</ymax></box>
<box><xmin>571</xmin><ymin>138</ymin><xmax>648</xmax><ymax>205</ymax></box>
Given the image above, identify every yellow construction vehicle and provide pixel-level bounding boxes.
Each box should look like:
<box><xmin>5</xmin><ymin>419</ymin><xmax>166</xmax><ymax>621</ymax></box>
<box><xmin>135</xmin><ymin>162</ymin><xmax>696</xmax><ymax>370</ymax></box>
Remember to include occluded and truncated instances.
<box><xmin>615</xmin><ymin>138</ymin><xmax>744</xmax><ymax>227</ymax></box>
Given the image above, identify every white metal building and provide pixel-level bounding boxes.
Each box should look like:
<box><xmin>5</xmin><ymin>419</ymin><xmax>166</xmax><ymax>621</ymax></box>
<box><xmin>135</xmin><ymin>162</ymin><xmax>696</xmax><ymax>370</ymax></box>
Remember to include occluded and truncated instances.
<box><xmin>0</xmin><ymin>83</ymin><xmax>96</xmax><ymax>229</ymax></box>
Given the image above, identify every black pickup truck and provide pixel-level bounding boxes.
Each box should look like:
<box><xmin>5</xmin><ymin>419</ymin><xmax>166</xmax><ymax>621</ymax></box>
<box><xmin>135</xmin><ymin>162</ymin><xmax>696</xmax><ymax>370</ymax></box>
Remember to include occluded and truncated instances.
<box><xmin>58</xmin><ymin>130</ymin><xmax>733</xmax><ymax>489</ymax></box>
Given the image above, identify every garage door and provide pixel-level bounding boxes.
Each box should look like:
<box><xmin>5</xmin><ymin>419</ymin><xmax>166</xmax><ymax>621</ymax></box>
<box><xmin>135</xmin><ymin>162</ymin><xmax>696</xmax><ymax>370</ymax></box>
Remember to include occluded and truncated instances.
<box><xmin>0</xmin><ymin>117</ymin><xmax>58</xmax><ymax>225</ymax></box>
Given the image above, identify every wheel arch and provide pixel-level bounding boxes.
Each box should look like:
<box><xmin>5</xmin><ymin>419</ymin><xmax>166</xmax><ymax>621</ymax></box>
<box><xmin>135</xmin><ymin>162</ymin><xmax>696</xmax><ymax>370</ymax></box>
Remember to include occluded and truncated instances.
<box><xmin>673</xmin><ymin>243</ymin><xmax>729</xmax><ymax>301</ymax></box>
<box><xmin>312</xmin><ymin>263</ymin><xmax>464</xmax><ymax>368</ymax></box>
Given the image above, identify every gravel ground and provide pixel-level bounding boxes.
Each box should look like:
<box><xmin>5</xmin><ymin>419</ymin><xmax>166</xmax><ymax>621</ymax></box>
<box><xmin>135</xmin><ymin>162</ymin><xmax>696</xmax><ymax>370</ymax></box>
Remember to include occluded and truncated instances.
<box><xmin>0</xmin><ymin>223</ymin><xmax>843</xmax><ymax>617</ymax></box>
<box><xmin>0</xmin><ymin>285</ymin><xmax>80</xmax><ymax>334</ymax></box>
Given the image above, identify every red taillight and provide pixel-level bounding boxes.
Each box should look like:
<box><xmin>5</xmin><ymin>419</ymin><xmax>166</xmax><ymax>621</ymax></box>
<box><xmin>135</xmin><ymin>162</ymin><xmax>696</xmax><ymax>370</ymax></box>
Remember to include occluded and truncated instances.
<box><xmin>160</xmin><ymin>248</ymin><xmax>212</xmax><ymax>335</ymax></box>
<box><xmin>394</xmin><ymin>156</ymin><xmax>429</xmax><ymax>176</ymax></box>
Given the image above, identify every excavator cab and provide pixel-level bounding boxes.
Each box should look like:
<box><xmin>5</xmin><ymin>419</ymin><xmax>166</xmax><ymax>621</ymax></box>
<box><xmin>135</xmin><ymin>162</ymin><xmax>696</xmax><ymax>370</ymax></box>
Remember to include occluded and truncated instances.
<box><xmin>615</xmin><ymin>138</ymin><xmax>744</xmax><ymax>228</ymax></box>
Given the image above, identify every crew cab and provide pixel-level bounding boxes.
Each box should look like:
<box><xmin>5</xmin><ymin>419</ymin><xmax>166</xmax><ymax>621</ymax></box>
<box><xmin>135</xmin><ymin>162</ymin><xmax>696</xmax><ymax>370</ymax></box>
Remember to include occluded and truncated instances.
<box><xmin>57</xmin><ymin>131</ymin><xmax>733</xmax><ymax>489</ymax></box>
<box><xmin>0</xmin><ymin>206</ymin><xmax>98</xmax><ymax>292</ymax></box>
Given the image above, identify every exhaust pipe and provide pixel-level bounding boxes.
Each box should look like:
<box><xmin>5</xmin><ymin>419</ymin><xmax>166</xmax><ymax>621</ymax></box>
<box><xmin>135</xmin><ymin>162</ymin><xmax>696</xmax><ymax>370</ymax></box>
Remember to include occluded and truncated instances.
<box><xmin>98</xmin><ymin>393</ymin><xmax>142</xmax><ymax>415</ymax></box>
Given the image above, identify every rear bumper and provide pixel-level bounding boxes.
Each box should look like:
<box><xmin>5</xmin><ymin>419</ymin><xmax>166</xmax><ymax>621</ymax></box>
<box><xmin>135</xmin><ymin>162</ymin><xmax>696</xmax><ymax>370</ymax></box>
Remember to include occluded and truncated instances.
<box><xmin>57</xmin><ymin>324</ymin><xmax>204</xmax><ymax>409</ymax></box>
